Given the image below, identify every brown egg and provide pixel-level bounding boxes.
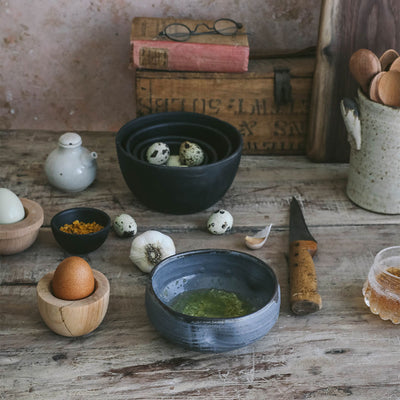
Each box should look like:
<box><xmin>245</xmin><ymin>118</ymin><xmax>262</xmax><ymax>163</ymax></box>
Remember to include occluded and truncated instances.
<box><xmin>52</xmin><ymin>256</ymin><xmax>95</xmax><ymax>300</ymax></box>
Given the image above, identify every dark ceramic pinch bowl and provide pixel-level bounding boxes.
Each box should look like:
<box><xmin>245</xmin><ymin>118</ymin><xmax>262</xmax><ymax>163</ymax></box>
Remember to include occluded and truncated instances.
<box><xmin>51</xmin><ymin>207</ymin><xmax>111</xmax><ymax>254</ymax></box>
<box><xmin>115</xmin><ymin>112</ymin><xmax>242</xmax><ymax>214</ymax></box>
<box><xmin>145</xmin><ymin>249</ymin><xmax>281</xmax><ymax>352</ymax></box>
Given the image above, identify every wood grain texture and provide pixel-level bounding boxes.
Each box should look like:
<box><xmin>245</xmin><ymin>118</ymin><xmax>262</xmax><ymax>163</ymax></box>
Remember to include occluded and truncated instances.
<box><xmin>37</xmin><ymin>270</ymin><xmax>110</xmax><ymax>337</ymax></box>
<box><xmin>2</xmin><ymin>130</ymin><xmax>400</xmax><ymax>399</ymax></box>
<box><xmin>289</xmin><ymin>240</ymin><xmax>322</xmax><ymax>315</ymax></box>
<box><xmin>0</xmin><ymin>198</ymin><xmax>43</xmax><ymax>255</ymax></box>
<box><xmin>136</xmin><ymin>57</ymin><xmax>314</xmax><ymax>155</ymax></box>
<box><xmin>307</xmin><ymin>0</ymin><xmax>400</xmax><ymax>162</ymax></box>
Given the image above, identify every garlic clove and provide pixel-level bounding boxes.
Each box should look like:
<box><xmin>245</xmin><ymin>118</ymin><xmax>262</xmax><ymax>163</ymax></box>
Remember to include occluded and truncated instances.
<box><xmin>129</xmin><ymin>230</ymin><xmax>176</xmax><ymax>273</ymax></box>
<box><xmin>245</xmin><ymin>224</ymin><xmax>272</xmax><ymax>250</ymax></box>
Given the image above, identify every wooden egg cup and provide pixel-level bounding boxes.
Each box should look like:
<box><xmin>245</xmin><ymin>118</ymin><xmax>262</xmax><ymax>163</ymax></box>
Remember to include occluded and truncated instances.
<box><xmin>0</xmin><ymin>198</ymin><xmax>44</xmax><ymax>255</ymax></box>
<box><xmin>37</xmin><ymin>270</ymin><xmax>110</xmax><ymax>337</ymax></box>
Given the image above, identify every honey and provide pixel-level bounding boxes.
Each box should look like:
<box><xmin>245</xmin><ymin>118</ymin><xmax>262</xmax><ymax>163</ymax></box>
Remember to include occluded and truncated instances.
<box><xmin>363</xmin><ymin>246</ymin><xmax>400</xmax><ymax>324</ymax></box>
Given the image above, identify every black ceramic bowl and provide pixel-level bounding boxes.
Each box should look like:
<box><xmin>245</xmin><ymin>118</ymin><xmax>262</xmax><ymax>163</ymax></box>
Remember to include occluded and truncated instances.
<box><xmin>115</xmin><ymin>112</ymin><xmax>243</xmax><ymax>214</ymax></box>
<box><xmin>145</xmin><ymin>249</ymin><xmax>281</xmax><ymax>352</ymax></box>
<box><xmin>51</xmin><ymin>207</ymin><xmax>111</xmax><ymax>254</ymax></box>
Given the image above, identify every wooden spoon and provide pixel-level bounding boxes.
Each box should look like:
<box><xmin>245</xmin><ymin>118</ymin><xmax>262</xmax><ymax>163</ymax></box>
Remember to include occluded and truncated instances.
<box><xmin>369</xmin><ymin>71</ymin><xmax>386</xmax><ymax>103</ymax></box>
<box><xmin>377</xmin><ymin>70</ymin><xmax>400</xmax><ymax>107</ymax></box>
<box><xmin>349</xmin><ymin>49</ymin><xmax>381</xmax><ymax>94</ymax></box>
<box><xmin>389</xmin><ymin>56</ymin><xmax>400</xmax><ymax>72</ymax></box>
<box><xmin>380</xmin><ymin>49</ymin><xmax>399</xmax><ymax>71</ymax></box>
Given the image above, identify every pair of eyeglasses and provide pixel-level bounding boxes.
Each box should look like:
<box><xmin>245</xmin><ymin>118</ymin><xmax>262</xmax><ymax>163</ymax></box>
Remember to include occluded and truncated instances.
<box><xmin>158</xmin><ymin>18</ymin><xmax>244</xmax><ymax>42</ymax></box>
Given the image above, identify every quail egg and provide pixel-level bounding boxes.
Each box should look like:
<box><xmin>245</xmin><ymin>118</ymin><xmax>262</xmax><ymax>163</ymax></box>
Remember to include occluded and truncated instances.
<box><xmin>166</xmin><ymin>155</ymin><xmax>187</xmax><ymax>167</ymax></box>
<box><xmin>146</xmin><ymin>142</ymin><xmax>170</xmax><ymax>165</ymax></box>
<box><xmin>179</xmin><ymin>141</ymin><xmax>205</xmax><ymax>166</ymax></box>
<box><xmin>113</xmin><ymin>214</ymin><xmax>137</xmax><ymax>237</ymax></box>
<box><xmin>0</xmin><ymin>188</ymin><xmax>25</xmax><ymax>224</ymax></box>
<box><xmin>207</xmin><ymin>209</ymin><xmax>233</xmax><ymax>235</ymax></box>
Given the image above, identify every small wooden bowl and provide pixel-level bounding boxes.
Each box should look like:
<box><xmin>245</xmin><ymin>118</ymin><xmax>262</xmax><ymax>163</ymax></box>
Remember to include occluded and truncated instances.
<box><xmin>0</xmin><ymin>198</ymin><xmax>44</xmax><ymax>255</ymax></box>
<box><xmin>37</xmin><ymin>269</ymin><xmax>110</xmax><ymax>337</ymax></box>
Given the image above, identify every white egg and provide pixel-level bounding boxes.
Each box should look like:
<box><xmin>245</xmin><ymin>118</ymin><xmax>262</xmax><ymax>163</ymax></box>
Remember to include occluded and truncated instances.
<box><xmin>0</xmin><ymin>188</ymin><xmax>25</xmax><ymax>224</ymax></box>
<box><xmin>166</xmin><ymin>155</ymin><xmax>187</xmax><ymax>167</ymax></box>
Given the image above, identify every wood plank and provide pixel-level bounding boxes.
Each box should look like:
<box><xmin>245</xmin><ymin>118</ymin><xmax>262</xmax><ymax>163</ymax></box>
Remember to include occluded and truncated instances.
<box><xmin>2</xmin><ymin>129</ymin><xmax>400</xmax><ymax>399</ymax></box>
<box><xmin>307</xmin><ymin>0</ymin><xmax>400</xmax><ymax>162</ymax></box>
<box><xmin>2</xmin><ymin>225</ymin><xmax>400</xmax><ymax>399</ymax></box>
<box><xmin>2</xmin><ymin>130</ymin><xmax>400</xmax><ymax>230</ymax></box>
<box><xmin>135</xmin><ymin>57</ymin><xmax>314</xmax><ymax>155</ymax></box>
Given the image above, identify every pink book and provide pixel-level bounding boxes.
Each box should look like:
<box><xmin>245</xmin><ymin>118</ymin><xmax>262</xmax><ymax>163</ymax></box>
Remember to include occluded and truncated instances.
<box><xmin>131</xmin><ymin>17</ymin><xmax>249</xmax><ymax>73</ymax></box>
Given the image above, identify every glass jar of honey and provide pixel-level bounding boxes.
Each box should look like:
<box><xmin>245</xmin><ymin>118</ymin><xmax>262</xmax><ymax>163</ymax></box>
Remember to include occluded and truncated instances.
<box><xmin>363</xmin><ymin>246</ymin><xmax>400</xmax><ymax>324</ymax></box>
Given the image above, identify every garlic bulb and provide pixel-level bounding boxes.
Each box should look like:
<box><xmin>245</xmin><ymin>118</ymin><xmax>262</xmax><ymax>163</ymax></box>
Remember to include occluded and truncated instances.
<box><xmin>129</xmin><ymin>230</ymin><xmax>176</xmax><ymax>273</ymax></box>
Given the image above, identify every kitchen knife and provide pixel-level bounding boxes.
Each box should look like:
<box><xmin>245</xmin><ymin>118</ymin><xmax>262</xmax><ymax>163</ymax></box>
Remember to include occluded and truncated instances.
<box><xmin>289</xmin><ymin>197</ymin><xmax>322</xmax><ymax>315</ymax></box>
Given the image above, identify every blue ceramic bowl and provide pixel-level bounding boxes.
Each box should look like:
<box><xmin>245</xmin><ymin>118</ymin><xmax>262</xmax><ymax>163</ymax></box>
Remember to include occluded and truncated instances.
<box><xmin>51</xmin><ymin>207</ymin><xmax>111</xmax><ymax>254</ymax></box>
<box><xmin>115</xmin><ymin>112</ymin><xmax>242</xmax><ymax>214</ymax></box>
<box><xmin>145</xmin><ymin>249</ymin><xmax>281</xmax><ymax>352</ymax></box>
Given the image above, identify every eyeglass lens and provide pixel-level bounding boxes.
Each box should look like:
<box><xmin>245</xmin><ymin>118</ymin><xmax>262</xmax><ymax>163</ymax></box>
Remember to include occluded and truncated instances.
<box><xmin>214</xmin><ymin>19</ymin><xmax>240</xmax><ymax>36</ymax></box>
<box><xmin>164</xmin><ymin>23</ymin><xmax>191</xmax><ymax>42</ymax></box>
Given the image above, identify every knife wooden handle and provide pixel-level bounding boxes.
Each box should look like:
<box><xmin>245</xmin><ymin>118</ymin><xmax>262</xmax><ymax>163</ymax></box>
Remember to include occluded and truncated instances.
<box><xmin>289</xmin><ymin>240</ymin><xmax>322</xmax><ymax>315</ymax></box>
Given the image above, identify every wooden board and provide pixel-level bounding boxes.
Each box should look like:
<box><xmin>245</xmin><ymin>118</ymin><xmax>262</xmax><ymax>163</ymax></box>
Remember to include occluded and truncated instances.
<box><xmin>3</xmin><ymin>130</ymin><xmax>400</xmax><ymax>399</ymax></box>
<box><xmin>307</xmin><ymin>0</ymin><xmax>400</xmax><ymax>163</ymax></box>
<box><xmin>136</xmin><ymin>57</ymin><xmax>315</xmax><ymax>155</ymax></box>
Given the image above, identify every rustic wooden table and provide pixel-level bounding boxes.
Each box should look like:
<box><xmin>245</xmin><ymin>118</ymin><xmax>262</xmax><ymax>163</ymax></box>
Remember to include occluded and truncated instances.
<box><xmin>1</xmin><ymin>130</ymin><xmax>400</xmax><ymax>399</ymax></box>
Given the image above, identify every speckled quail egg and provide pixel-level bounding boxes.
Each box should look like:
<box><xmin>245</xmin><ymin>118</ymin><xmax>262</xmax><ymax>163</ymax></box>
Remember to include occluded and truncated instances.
<box><xmin>207</xmin><ymin>209</ymin><xmax>233</xmax><ymax>235</ymax></box>
<box><xmin>179</xmin><ymin>141</ymin><xmax>205</xmax><ymax>166</ymax></box>
<box><xmin>166</xmin><ymin>155</ymin><xmax>187</xmax><ymax>167</ymax></box>
<box><xmin>113</xmin><ymin>214</ymin><xmax>137</xmax><ymax>238</ymax></box>
<box><xmin>146</xmin><ymin>142</ymin><xmax>170</xmax><ymax>165</ymax></box>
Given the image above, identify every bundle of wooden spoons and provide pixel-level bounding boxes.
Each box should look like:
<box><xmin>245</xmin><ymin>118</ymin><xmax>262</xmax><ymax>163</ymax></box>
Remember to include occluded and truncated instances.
<box><xmin>349</xmin><ymin>48</ymin><xmax>400</xmax><ymax>107</ymax></box>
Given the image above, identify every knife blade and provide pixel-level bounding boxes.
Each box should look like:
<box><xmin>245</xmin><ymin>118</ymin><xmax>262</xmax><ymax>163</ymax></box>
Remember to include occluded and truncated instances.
<box><xmin>289</xmin><ymin>197</ymin><xmax>322</xmax><ymax>315</ymax></box>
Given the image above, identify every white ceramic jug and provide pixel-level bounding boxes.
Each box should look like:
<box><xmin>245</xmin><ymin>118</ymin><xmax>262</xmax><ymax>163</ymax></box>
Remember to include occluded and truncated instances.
<box><xmin>45</xmin><ymin>132</ymin><xmax>97</xmax><ymax>192</ymax></box>
<box><xmin>341</xmin><ymin>89</ymin><xmax>400</xmax><ymax>214</ymax></box>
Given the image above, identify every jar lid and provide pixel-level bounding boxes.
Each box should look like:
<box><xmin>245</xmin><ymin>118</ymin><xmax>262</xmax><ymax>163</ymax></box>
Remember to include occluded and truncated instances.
<box><xmin>58</xmin><ymin>132</ymin><xmax>82</xmax><ymax>148</ymax></box>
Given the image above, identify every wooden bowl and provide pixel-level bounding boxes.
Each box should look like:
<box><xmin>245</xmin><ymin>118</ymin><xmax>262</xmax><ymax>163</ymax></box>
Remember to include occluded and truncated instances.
<box><xmin>37</xmin><ymin>269</ymin><xmax>110</xmax><ymax>337</ymax></box>
<box><xmin>0</xmin><ymin>198</ymin><xmax>44</xmax><ymax>255</ymax></box>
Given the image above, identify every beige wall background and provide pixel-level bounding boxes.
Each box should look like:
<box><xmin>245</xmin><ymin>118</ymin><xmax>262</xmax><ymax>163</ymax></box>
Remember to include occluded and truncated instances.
<box><xmin>1</xmin><ymin>0</ymin><xmax>320</xmax><ymax>132</ymax></box>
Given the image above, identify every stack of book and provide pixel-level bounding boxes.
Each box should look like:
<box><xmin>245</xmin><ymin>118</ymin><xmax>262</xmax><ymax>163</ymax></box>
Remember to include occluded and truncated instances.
<box><xmin>131</xmin><ymin>17</ymin><xmax>315</xmax><ymax>156</ymax></box>
<box><xmin>130</xmin><ymin>17</ymin><xmax>250</xmax><ymax>73</ymax></box>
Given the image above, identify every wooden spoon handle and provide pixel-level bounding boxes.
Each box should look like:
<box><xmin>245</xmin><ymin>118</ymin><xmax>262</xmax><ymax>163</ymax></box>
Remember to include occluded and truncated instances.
<box><xmin>289</xmin><ymin>240</ymin><xmax>322</xmax><ymax>315</ymax></box>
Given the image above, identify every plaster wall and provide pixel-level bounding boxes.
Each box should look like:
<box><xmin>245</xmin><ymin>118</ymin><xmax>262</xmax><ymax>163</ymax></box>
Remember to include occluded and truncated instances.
<box><xmin>0</xmin><ymin>0</ymin><xmax>320</xmax><ymax>132</ymax></box>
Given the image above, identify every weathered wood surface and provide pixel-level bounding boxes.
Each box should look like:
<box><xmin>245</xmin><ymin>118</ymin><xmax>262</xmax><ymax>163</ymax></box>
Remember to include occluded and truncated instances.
<box><xmin>307</xmin><ymin>0</ymin><xmax>400</xmax><ymax>163</ymax></box>
<box><xmin>136</xmin><ymin>57</ymin><xmax>314</xmax><ymax>156</ymax></box>
<box><xmin>2</xmin><ymin>130</ymin><xmax>400</xmax><ymax>399</ymax></box>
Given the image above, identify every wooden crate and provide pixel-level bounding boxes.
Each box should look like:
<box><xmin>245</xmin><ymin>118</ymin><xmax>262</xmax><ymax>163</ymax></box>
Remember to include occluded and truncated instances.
<box><xmin>135</xmin><ymin>57</ymin><xmax>315</xmax><ymax>155</ymax></box>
